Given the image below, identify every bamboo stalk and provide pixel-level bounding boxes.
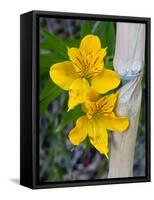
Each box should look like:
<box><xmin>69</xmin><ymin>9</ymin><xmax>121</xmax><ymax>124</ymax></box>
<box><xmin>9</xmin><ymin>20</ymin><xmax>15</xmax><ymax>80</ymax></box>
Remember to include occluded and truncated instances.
<box><xmin>108</xmin><ymin>23</ymin><xmax>145</xmax><ymax>178</ymax></box>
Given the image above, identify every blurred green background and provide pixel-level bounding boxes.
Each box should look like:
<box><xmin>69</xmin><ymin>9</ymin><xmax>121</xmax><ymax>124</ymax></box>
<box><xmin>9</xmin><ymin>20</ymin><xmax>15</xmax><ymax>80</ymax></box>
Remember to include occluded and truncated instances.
<box><xmin>39</xmin><ymin>17</ymin><xmax>146</xmax><ymax>182</ymax></box>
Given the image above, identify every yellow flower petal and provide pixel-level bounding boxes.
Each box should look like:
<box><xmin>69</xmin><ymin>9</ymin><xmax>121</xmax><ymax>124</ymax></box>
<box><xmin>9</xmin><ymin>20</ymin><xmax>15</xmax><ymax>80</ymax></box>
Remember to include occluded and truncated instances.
<box><xmin>86</xmin><ymin>88</ymin><xmax>101</xmax><ymax>102</ymax></box>
<box><xmin>84</xmin><ymin>101</ymin><xmax>97</xmax><ymax>120</ymax></box>
<box><xmin>101</xmin><ymin>112</ymin><xmax>129</xmax><ymax>132</ymax></box>
<box><xmin>50</xmin><ymin>61</ymin><xmax>79</xmax><ymax>90</ymax></box>
<box><xmin>68</xmin><ymin>116</ymin><xmax>88</xmax><ymax>145</ymax></box>
<box><xmin>68</xmin><ymin>78</ymin><xmax>90</xmax><ymax>110</ymax></box>
<box><xmin>67</xmin><ymin>48</ymin><xmax>83</xmax><ymax>75</ymax></box>
<box><xmin>89</xmin><ymin>48</ymin><xmax>107</xmax><ymax>76</ymax></box>
<box><xmin>97</xmin><ymin>93</ymin><xmax>117</xmax><ymax>113</ymax></box>
<box><xmin>80</xmin><ymin>35</ymin><xmax>101</xmax><ymax>55</ymax></box>
<box><xmin>90</xmin><ymin>48</ymin><xmax>106</xmax><ymax>68</ymax></box>
<box><xmin>91</xmin><ymin>68</ymin><xmax>120</xmax><ymax>93</ymax></box>
<box><xmin>90</xmin><ymin>138</ymin><xmax>108</xmax><ymax>158</ymax></box>
<box><xmin>87</xmin><ymin>118</ymin><xmax>108</xmax><ymax>157</ymax></box>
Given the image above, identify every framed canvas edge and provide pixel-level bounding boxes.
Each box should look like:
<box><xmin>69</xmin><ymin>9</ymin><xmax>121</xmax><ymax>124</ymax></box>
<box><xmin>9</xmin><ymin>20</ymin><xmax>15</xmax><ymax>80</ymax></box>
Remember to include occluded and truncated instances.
<box><xmin>20</xmin><ymin>10</ymin><xmax>151</xmax><ymax>189</ymax></box>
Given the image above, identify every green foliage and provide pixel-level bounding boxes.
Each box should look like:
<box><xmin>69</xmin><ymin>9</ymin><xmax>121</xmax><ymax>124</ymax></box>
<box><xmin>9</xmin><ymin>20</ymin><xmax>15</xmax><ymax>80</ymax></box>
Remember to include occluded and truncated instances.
<box><xmin>82</xmin><ymin>137</ymin><xmax>91</xmax><ymax>152</ymax></box>
<box><xmin>63</xmin><ymin>39</ymin><xmax>80</xmax><ymax>47</ymax></box>
<box><xmin>40</xmin><ymin>79</ymin><xmax>63</xmax><ymax>115</ymax></box>
<box><xmin>105</xmin><ymin>55</ymin><xmax>114</xmax><ymax>70</ymax></box>
<box><xmin>94</xmin><ymin>21</ymin><xmax>115</xmax><ymax>55</ymax></box>
<box><xmin>80</xmin><ymin>21</ymin><xmax>93</xmax><ymax>37</ymax></box>
<box><xmin>56</xmin><ymin>106</ymin><xmax>84</xmax><ymax>132</ymax></box>
<box><xmin>39</xmin><ymin>29</ymin><xmax>69</xmax><ymax>115</ymax></box>
<box><xmin>40</xmin><ymin>28</ymin><xmax>68</xmax><ymax>58</ymax></box>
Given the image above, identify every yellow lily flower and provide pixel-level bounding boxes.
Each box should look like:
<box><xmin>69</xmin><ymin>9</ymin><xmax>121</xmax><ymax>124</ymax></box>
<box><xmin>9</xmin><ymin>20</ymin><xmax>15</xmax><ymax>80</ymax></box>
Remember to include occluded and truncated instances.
<box><xmin>68</xmin><ymin>89</ymin><xmax>129</xmax><ymax>157</ymax></box>
<box><xmin>50</xmin><ymin>35</ymin><xmax>120</xmax><ymax>110</ymax></box>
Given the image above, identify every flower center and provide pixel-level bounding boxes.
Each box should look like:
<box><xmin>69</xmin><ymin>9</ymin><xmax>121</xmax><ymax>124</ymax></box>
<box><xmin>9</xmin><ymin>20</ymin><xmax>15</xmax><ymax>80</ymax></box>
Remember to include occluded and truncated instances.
<box><xmin>86</xmin><ymin>102</ymin><xmax>102</xmax><ymax>120</ymax></box>
<box><xmin>73</xmin><ymin>51</ymin><xmax>102</xmax><ymax>80</ymax></box>
<box><xmin>86</xmin><ymin>96</ymin><xmax>115</xmax><ymax>120</ymax></box>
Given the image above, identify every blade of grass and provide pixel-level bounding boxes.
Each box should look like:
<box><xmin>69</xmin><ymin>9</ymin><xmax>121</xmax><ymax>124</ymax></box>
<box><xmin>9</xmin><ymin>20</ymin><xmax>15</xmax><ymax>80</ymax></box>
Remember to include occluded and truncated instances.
<box><xmin>40</xmin><ymin>28</ymin><xmax>68</xmax><ymax>59</ymax></box>
<box><xmin>40</xmin><ymin>80</ymin><xmax>63</xmax><ymax>115</ymax></box>
<box><xmin>80</xmin><ymin>21</ymin><xmax>93</xmax><ymax>37</ymax></box>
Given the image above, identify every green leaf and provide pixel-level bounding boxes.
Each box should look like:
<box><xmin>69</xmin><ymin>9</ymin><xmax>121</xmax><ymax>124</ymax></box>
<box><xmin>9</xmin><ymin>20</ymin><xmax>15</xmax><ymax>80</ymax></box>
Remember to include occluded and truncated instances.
<box><xmin>56</xmin><ymin>106</ymin><xmax>84</xmax><ymax>132</ymax></box>
<box><xmin>40</xmin><ymin>80</ymin><xmax>63</xmax><ymax>115</ymax></box>
<box><xmin>63</xmin><ymin>39</ymin><xmax>80</xmax><ymax>48</ymax></box>
<box><xmin>94</xmin><ymin>21</ymin><xmax>109</xmax><ymax>47</ymax></box>
<box><xmin>39</xmin><ymin>53</ymin><xmax>67</xmax><ymax>78</ymax></box>
<box><xmin>80</xmin><ymin>21</ymin><xmax>93</xmax><ymax>37</ymax></box>
<box><xmin>106</xmin><ymin>22</ymin><xmax>115</xmax><ymax>55</ymax></box>
<box><xmin>104</xmin><ymin>55</ymin><xmax>114</xmax><ymax>70</ymax></box>
<box><xmin>94</xmin><ymin>21</ymin><xmax>115</xmax><ymax>55</ymax></box>
<box><xmin>40</xmin><ymin>28</ymin><xmax>68</xmax><ymax>59</ymax></box>
<box><xmin>72</xmin><ymin>106</ymin><xmax>84</xmax><ymax>124</ymax></box>
<box><xmin>82</xmin><ymin>137</ymin><xmax>91</xmax><ymax>152</ymax></box>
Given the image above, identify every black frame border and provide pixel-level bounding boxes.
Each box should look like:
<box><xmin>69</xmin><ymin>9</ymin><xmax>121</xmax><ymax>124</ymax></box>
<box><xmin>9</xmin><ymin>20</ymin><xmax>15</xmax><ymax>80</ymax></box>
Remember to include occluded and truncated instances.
<box><xmin>20</xmin><ymin>10</ymin><xmax>151</xmax><ymax>189</ymax></box>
